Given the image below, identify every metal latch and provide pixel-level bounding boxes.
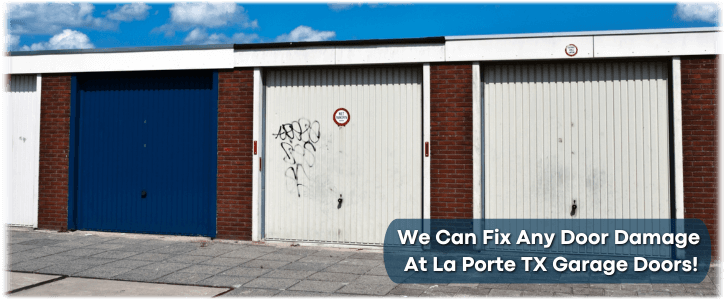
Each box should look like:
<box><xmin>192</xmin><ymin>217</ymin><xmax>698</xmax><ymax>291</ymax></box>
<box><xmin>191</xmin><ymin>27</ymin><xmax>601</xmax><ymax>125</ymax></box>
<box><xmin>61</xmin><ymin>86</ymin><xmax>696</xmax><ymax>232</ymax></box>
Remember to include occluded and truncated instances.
<box><xmin>337</xmin><ymin>194</ymin><xmax>343</xmax><ymax>209</ymax></box>
<box><xmin>141</xmin><ymin>190</ymin><xmax>147</xmax><ymax>198</ymax></box>
<box><xmin>570</xmin><ymin>200</ymin><xmax>577</xmax><ymax>217</ymax></box>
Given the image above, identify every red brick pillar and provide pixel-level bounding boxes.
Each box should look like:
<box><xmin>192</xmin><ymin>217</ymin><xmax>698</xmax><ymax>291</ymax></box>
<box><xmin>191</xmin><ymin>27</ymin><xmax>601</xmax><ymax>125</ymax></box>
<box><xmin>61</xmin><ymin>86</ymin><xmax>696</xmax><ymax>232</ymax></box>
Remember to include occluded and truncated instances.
<box><xmin>216</xmin><ymin>69</ymin><xmax>254</xmax><ymax>240</ymax></box>
<box><xmin>429</xmin><ymin>64</ymin><xmax>474</xmax><ymax>219</ymax></box>
<box><xmin>38</xmin><ymin>74</ymin><xmax>71</xmax><ymax>231</ymax></box>
<box><xmin>681</xmin><ymin>55</ymin><xmax>719</xmax><ymax>258</ymax></box>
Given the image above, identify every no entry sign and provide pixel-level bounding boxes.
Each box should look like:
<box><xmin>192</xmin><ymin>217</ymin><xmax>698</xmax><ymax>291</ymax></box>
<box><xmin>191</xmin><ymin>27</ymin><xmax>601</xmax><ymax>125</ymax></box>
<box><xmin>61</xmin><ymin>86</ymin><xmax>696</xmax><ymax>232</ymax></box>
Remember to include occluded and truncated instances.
<box><xmin>334</xmin><ymin>108</ymin><xmax>350</xmax><ymax>126</ymax></box>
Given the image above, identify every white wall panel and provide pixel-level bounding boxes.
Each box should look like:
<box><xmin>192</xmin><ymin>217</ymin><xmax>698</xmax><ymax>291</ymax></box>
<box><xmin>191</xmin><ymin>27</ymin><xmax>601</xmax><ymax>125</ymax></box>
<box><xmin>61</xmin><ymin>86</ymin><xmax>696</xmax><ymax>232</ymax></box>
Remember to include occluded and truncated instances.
<box><xmin>7</xmin><ymin>74</ymin><xmax>41</xmax><ymax>227</ymax></box>
<box><xmin>594</xmin><ymin>31</ymin><xmax>718</xmax><ymax>58</ymax></box>
<box><xmin>264</xmin><ymin>67</ymin><xmax>423</xmax><ymax>245</ymax></box>
<box><xmin>446</xmin><ymin>36</ymin><xmax>594</xmax><ymax>61</ymax></box>
<box><xmin>235</xmin><ymin>47</ymin><xmax>336</xmax><ymax>67</ymax></box>
<box><xmin>7</xmin><ymin>49</ymin><xmax>233</xmax><ymax>74</ymax></box>
<box><xmin>483</xmin><ymin>62</ymin><xmax>670</xmax><ymax>220</ymax></box>
<box><xmin>335</xmin><ymin>44</ymin><xmax>445</xmax><ymax>65</ymax></box>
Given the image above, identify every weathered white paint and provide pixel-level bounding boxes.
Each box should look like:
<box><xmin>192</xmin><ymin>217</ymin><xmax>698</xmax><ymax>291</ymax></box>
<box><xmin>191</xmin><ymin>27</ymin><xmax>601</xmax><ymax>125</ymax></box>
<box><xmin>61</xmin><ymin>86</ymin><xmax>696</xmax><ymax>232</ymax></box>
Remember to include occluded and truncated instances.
<box><xmin>7</xmin><ymin>49</ymin><xmax>234</xmax><ymax>74</ymax></box>
<box><xmin>483</xmin><ymin>62</ymin><xmax>671</xmax><ymax>219</ymax></box>
<box><xmin>483</xmin><ymin>62</ymin><xmax>671</xmax><ymax>256</ymax></box>
<box><xmin>446</xmin><ymin>36</ymin><xmax>595</xmax><ymax>61</ymax></box>
<box><xmin>594</xmin><ymin>31</ymin><xmax>718</xmax><ymax>58</ymax></box>
<box><xmin>8</xmin><ymin>74</ymin><xmax>41</xmax><ymax>227</ymax></box>
<box><xmin>235</xmin><ymin>47</ymin><xmax>337</xmax><ymax>67</ymax></box>
<box><xmin>264</xmin><ymin>67</ymin><xmax>423</xmax><ymax>245</ymax></box>
<box><xmin>423</xmin><ymin>63</ymin><xmax>431</xmax><ymax>249</ymax></box>
<box><xmin>472</xmin><ymin>62</ymin><xmax>482</xmax><ymax>251</ymax></box>
<box><xmin>235</xmin><ymin>44</ymin><xmax>444</xmax><ymax>67</ymax></box>
<box><xmin>672</xmin><ymin>57</ymin><xmax>684</xmax><ymax>220</ymax></box>
<box><xmin>252</xmin><ymin>68</ymin><xmax>263</xmax><ymax>241</ymax></box>
<box><xmin>335</xmin><ymin>44</ymin><xmax>445</xmax><ymax>65</ymax></box>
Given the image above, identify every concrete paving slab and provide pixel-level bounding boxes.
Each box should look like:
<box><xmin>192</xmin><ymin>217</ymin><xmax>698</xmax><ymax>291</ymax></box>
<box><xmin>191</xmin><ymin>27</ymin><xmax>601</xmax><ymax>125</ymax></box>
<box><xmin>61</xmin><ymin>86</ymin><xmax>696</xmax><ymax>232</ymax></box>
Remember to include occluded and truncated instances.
<box><xmin>61</xmin><ymin>248</ymin><xmax>108</xmax><ymax>257</ymax></box>
<box><xmin>7</xmin><ymin>245</ymin><xmax>41</xmax><ymax>253</ymax></box>
<box><xmin>323</xmin><ymin>263</ymin><xmax>375</xmax><ymax>275</ymax></box>
<box><xmin>102</xmin><ymin>259</ymin><xmax>154</xmax><ymax>269</ymax></box>
<box><xmin>139</xmin><ymin>262</ymin><xmax>192</xmax><ymax>273</ymax></box>
<box><xmin>186</xmin><ymin>247</ymin><xmax>235</xmax><ymax>257</ymax></box>
<box><xmin>221</xmin><ymin>287</ymin><xmax>280</xmax><ymax>297</ymax></box>
<box><xmin>296</xmin><ymin>255</ymin><xmax>343</xmax><ymax>264</ymax></box>
<box><xmin>354</xmin><ymin>275</ymin><xmax>396</xmax><ymax>285</ymax></box>
<box><xmin>84</xmin><ymin>243</ymin><xmax>127</xmax><ymax>250</ymax></box>
<box><xmin>7</xmin><ymin>272</ymin><xmax>61</xmax><ymax>291</ymax></box>
<box><xmin>147</xmin><ymin>243</ymin><xmax>200</xmax><ymax>254</ymax></box>
<box><xmin>181</xmin><ymin>264</ymin><xmax>232</xmax><ymax>275</ymax></box>
<box><xmin>73</xmin><ymin>266</ymin><xmax>134</xmax><ymax>279</ymax></box>
<box><xmin>289</xmin><ymin>280</ymin><xmax>346</xmax><ymax>293</ymax></box>
<box><xmin>244</xmin><ymin>277</ymin><xmax>300</xmax><ymax>290</ymax></box>
<box><xmin>90</xmin><ymin>250</ymin><xmax>139</xmax><ymax>259</ymax></box>
<box><xmin>197</xmin><ymin>275</ymin><xmax>255</xmax><ymax>288</ymax></box>
<box><xmin>67</xmin><ymin>257</ymin><xmax>117</xmax><ymax>266</ymax></box>
<box><xmin>112</xmin><ymin>269</ymin><xmax>174</xmax><ymax>281</ymax></box>
<box><xmin>388</xmin><ymin>285</ymin><xmax>426</xmax><ymax>296</ymax></box>
<box><xmin>280</xmin><ymin>262</ymin><xmax>332</xmax><ymax>272</ymax></box>
<box><xmin>11</xmin><ymin>277</ymin><xmax>227</xmax><ymax>297</ymax></box>
<box><xmin>242</xmin><ymin>259</ymin><xmax>290</xmax><ymax>269</ymax></box>
<box><xmin>32</xmin><ymin>254</ymin><xmax>81</xmax><ymax>264</ymax></box>
<box><xmin>126</xmin><ymin>252</ymin><xmax>174</xmax><ymax>261</ymax></box>
<box><xmin>336</xmin><ymin>282</ymin><xmax>397</xmax><ymax>296</ymax></box>
<box><xmin>221</xmin><ymin>250</ymin><xmax>269</xmax><ymax>259</ymax></box>
<box><xmin>199</xmin><ymin>257</ymin><xmax>249</xmax><ymax>267</ymax></box>
<box><xmin>220</xmin><ymin>266</ymin><xmax>273</xmax><ymax>277</ymax></box>
<box><xmin>275</xmin><ymin>290</ymin><xmax>332</xmax><ymax>297</ymax></box>
<box><xmin>166</xmin><ymin>254</ymin><xmax>213</xmax><ymax>264</ymax></box>
<box><xmin>261</xmin><ymin>269</ymin><xmax>316</xmax><ymax>280</ymax></box>
<box><xmin>17</xmin><ymin>239</ymin><xmax>65</xmax><ymax>246</ymax></box>
<box><xmin>8</xmin><ymin>261</ymin><xmax>57</xmax><ymax>272</ymax></box>
<box><xmin>256</xmin><ymin>253</ymin><xmax>305</xmax><ymax>262</ymax></box>
<box><xmin>455</xmin><ymin>286</ymin><xmax>492</xmax><ymax>296</ymax></box>
<box><xmin>153</xmin><ymin>272</ymin><xmax>213</xmax><ymax>285</ymax></box>
<box><xmin>35</xmin><ymin>263</ymin><xmax>96</xmax><ymax>276</ymax></box>
<box><xmin>307</xmin><ymin>272</ymin><xmax>360</xmax><ymax>283</ymax></box>
<box><xmin>348</xmin><ymin>253</ymin><xmax>383</xmax><ymax>260</ymax></box>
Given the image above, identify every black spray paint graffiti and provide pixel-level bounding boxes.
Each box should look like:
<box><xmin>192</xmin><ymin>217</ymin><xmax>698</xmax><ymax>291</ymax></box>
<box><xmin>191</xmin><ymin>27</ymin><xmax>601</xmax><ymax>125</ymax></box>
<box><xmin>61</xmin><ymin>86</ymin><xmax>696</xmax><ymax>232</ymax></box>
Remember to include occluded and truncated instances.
<box><xmin>273</xmin><ymin>119</ymin><xmax>321</xmax><ymax>197</ymax></box>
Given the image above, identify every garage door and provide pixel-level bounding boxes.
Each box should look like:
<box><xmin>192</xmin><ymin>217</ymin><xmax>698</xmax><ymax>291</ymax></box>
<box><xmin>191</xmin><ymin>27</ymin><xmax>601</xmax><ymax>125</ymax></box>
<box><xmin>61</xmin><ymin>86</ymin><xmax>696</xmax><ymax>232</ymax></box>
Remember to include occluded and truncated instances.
<box><xmin>482</xmin><ymin>62</ymin><xmax>671</xmax><ymax>255</ymax></box>
<box><xmin>72</xmin><ymin>70</ymin><xmax>217</xmax><ymax>236</ymax></box>
<box><xmin>264</xmin><ymin>67</ymin><xmax>423</xmax><ymax>245</ymax></box>
<box><xmin>8</xmin><ymin>75</ymin><xmax>41</xmax><ymax>227</ymax></box>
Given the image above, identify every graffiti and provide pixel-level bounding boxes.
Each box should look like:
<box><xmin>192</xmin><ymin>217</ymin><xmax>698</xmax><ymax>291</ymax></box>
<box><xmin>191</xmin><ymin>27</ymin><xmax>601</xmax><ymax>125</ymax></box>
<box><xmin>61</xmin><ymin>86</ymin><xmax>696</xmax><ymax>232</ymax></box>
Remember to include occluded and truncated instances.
<box><xmin>274</xmin><ymin>119</ymin><xmax>320</xmax><ymax>197</ymax></box>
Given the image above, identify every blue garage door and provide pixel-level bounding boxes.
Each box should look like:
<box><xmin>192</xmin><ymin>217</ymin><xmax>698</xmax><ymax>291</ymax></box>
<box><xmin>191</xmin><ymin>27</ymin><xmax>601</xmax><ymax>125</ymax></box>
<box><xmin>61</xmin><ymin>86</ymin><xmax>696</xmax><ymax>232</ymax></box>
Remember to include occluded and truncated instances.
<box><xmin>70</xmin><ymin>70</ymin><xmax>217</xmax><ymax>237</ymax></box>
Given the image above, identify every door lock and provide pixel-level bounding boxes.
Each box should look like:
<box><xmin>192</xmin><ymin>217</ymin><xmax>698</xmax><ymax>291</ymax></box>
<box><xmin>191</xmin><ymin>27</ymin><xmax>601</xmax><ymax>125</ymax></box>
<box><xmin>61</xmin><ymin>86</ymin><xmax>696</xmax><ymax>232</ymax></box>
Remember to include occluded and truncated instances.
<box><xmin>141</xmin><ymin>190</ymin><xmax>147</xmax><ymax>198</ymax></box>
<box><xmin>337</xmin><ymin>194</ymin><xmax>343</xmax><ymax>209</ymax></box>
<box><xmin>570</xmin><ymin>200</ymin><xmax>577</xmax><ymax>217</ymax></box>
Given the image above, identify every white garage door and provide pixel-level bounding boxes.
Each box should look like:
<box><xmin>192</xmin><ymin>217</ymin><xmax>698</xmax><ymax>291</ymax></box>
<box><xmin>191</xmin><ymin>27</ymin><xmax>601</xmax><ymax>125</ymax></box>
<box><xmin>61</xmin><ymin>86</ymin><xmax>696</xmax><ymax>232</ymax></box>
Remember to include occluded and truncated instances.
<box><xmin>482</xmin><ymin>62</ymin><xmax>671</xmax><ymax>256</ymax></box>
<box><xmin>8</xmin><ymin>74</ymin><xmax>41</xmax><ymax>227</ymax></box>
<box><xmin>264</xmin><ymin>67</ymin><xmax>423</xmax><ymax>245</ymax></box>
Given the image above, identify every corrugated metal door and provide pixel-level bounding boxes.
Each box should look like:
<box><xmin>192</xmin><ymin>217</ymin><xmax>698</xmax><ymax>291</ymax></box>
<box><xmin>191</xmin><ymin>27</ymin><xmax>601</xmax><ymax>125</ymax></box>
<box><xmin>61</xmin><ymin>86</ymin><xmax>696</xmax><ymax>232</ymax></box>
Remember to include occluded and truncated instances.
<box><xmin>482</xmin><ymin>62</ymin><xmax>671</xmax><ymax>256</ymax></box>
<box><xmin>8</xmin><ymin>75</ymin><xmax>41</xmax><ymax>227</ymax></box>
<box><xmin>73</xmin><ymin>71</ymin><xmax>217</xmax><ymax>236</ymax></box>
<box><xmin>265</xmin><ymin>67</ymin><xmax>423</xmax><ymax>245</ymax></box>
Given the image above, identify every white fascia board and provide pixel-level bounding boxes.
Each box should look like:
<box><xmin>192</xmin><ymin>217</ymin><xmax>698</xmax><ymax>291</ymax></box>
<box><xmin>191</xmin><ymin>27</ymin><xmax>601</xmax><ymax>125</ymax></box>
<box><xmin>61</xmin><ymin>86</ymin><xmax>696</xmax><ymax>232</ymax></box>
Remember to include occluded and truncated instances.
<box><xmin>594</xmin><ymin>31</ymin><xmax>719</xmax><ymax>58</ymax></box>
<box><xmin>8</xmin><ymin>49</ymin><xmax>234</xmax><ymax>74</ymax></box>
<box><xmin>334</xmin><ymin>44</ymin><xmax>444</xmax><ymax>65</ymax></box>
<box><xmin>445</xmin><ymin>36</ymin><xmax>594</xmax><ymax>61</ymax></box>
<box><xmin>235</xmin><ymin>47</ymin><xmax>336</xmax><ymax>67</ymax></box>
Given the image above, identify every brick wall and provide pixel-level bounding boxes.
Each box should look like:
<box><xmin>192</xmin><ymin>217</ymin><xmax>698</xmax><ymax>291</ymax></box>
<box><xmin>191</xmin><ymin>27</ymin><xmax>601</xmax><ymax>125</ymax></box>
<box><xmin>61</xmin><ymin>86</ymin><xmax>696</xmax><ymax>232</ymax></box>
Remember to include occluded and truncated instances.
<box><xmin>38</xmin><ymin>74</ymin><xmax>71</xmax><ymax>231</ymax></box>
<box><xmin>217</xmin><ymin>69</ymin><xmax>255</xmax><ymax>240</ymax></box>
<box><xmin>681</xmin><ymin>55</ymin><xmax>719</xmax><ymax>258</ymax></box>
<box><xmin>430</xmin><ymin>64</ymin><xmax>474</xmax><ymax>219</ymax></box>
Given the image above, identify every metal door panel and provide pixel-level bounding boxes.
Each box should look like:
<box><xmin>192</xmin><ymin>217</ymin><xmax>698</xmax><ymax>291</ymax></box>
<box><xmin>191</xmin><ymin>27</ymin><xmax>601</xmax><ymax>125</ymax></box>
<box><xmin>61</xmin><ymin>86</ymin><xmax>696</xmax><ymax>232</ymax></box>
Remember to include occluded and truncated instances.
<box><xmin>265</xmin><ymin>67</ymin><xmax>423</xmax><ymax>245</ymax></box>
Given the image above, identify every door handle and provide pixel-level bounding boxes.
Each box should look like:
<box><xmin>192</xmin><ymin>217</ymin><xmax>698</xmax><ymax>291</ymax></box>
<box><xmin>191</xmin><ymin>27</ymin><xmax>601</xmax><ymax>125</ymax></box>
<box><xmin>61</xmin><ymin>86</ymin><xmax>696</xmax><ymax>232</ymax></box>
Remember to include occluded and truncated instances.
<box><xmin>337</xmin><ymin>194</ymin><xmax>343</xmax><ymax>209</ymax></box>
<box><xmin>141</xmin><ymin>190</ymin><xmax>147</xmax><ymax>198</ymax></box>
<box><xmin>570</xmin><ymin>200</ymin><xmax>577</xmax><ymax>217</ymax></box>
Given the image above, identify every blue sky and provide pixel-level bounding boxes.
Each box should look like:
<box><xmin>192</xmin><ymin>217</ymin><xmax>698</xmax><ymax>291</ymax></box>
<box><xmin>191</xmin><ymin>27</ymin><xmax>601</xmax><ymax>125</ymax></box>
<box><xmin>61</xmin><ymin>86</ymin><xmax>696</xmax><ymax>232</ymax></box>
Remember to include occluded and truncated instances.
<box><xmin>6</xmin><ymin>3</ymin><xmax>721</xmax><ymax>51</ymax></box>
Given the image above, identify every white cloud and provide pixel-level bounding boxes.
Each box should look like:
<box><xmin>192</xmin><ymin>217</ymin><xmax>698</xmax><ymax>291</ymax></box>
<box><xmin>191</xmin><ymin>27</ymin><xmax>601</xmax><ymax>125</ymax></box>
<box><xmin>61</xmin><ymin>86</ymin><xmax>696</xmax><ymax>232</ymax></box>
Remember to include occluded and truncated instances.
<box><xmin>183</xmin><ymin>28</ymin><xmax>259</xmax><ymax>45</ymax></box>
<box><xmin>328</xmin><ymin>1</ymin><xmax>413</xmax><ymax>11</ymax></box>
<box><xmin>6</xmin><ymin>34</ymin><xmax>20</xmax><ymax>51</ymax></box>
<box><xmin>328</xmin><ymin>3</ymin><xmax>362</xmax><ymax>11</ymax></box>
<box><xmin>156</xmin><ymin>3</ymin><xmax>258</xmax><ymax>36</ymax></box>
<box><xmin>7</xmin><ymin>3</ymin><xmax>152</xmax><ymax>36</ymax></box>
<box><xmin>675</xmin><ymin>3</ymin><xmax>720</xmax><ymax>23</ymax></box>
<box><xmin>19</xmin><ymin>29</ymin><xmax>94</xmax><ymax>51</ymax></box>
<box><xmin>104</xmin><ymin>3</ymin><xmax>152</xmax><ymax>22</ymax></box>
<box><xmin>275</xmin><ymin>25</ymin><xmax>336</xmax><ymax>42</ymax></box>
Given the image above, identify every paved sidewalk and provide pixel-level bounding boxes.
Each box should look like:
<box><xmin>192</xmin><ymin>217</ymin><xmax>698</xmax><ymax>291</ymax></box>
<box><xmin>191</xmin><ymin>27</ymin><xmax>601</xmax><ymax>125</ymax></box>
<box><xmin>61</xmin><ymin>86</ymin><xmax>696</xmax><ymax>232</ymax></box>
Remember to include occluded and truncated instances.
<box><xmin>5</xmin><ymin>227</ymin><xmax>721</xmax><ymax>297</ymax></box>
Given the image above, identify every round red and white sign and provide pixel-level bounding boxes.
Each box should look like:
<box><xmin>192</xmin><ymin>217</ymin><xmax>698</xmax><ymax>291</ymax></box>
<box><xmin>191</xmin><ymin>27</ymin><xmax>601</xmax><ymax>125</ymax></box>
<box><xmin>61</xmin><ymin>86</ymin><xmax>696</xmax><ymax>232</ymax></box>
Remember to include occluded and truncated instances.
<box><xmin>565</xmin><ymin>44</ymin><xmax>578</xmax><ymax>57</ymax></box>
<box><xmin>333</xmin><ymin>108</ymin><xmax>350</xmax><ymax>126</ymax></box>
